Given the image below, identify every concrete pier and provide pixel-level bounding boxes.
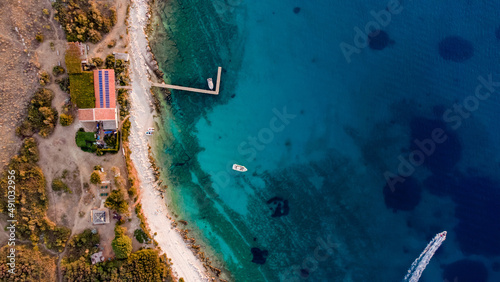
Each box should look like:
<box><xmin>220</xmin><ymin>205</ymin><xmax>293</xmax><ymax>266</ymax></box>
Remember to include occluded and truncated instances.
<box><xmin>151</xmin><ymin>67</ymin><xmax>222</xmax><ymax>95</ymax></box>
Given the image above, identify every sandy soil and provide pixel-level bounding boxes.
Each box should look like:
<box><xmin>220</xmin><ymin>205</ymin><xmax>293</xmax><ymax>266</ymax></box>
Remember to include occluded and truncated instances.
<box><xmin>127</xmin><ymin>0</ymin><xmax>210</xmax><ymax>280</ymax></box>
<box><xmin>0</xmin><ymin>0</ymin><xmax>58</xmax><ymax>169</ymax></box>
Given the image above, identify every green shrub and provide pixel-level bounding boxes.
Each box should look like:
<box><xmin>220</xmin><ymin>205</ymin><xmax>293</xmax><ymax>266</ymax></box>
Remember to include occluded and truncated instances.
<box><xmin>39</xmin><ymin>71</ymin><xmax>51</xmax><ymax>86</ymax></box>
<box><xmin>52</xmin><ymin>178</ymin><xmax>70</xmax><ymax>193</ymax></box>
<box><xmin>59</xmin><ymin>113</ymin><xmax>74</xmax><ymax>126</ymax></box>
<box><xmin>107</xmin><ymin>39</ymin><xmax>116</xmax><ymax>48</ymax></box>
<box><xmin>90</xmin><ymin>171</ymin><xmax>101</xmax><ymax>184</ymax></box>
<box><xmin>56</xmin><ymin>77</ymin><xmax>70</xmax><ymax>92</ymax></box>
<box><xmin>134</xmin><ymin>228</ymin><xmax>150</xmax><ymax>244</ymax></box>
<box><xmin>53</xmin><ymin>65</ymin><xmax>65</xmax><ymax>76</ymax></box>
<box><xmin>35</xmin><ymin>32</ymin><xmax>44</xmax><ymax>42</ymax></box>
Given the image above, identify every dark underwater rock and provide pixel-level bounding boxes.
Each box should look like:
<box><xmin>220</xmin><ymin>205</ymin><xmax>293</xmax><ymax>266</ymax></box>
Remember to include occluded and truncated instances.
<box><xmin>368</xmin><ymin>30</ymin><xmax>392</xmax><ymax>50</ymax></box>
<box><xmin>409</xmin><ymin>117</ymin><xmax>461</xmax><ymax>174</ymax></box>
<box><xmin>442</xmin><ymin>259</ymin><xmax>488</xmax><ymax>282</ymax></box>
<box><xmin>496</xmin><ymin>26</ymin><xmax>500</xmax><ymax>40</ymax></box>
<box><xmin>251</xmin><ymin>248</ymin><xmax>268</xmax><ymax>264</ymax></box>
<box><xmin>438</xmin><ymin>36</ymin><xmax>474</xmax><ymax>62</ymax></box>
<box><xmin>383</xmin><ymin>177</ymin><xmax>421</xmax><ymax>211</ymax></box>
<box><xmin>453</xmin><ymin>177</ymin><xmax>500</xmax><ymax>255</ymax></box>
<box><xmin>267</xmin><ymin>197</ymin><xmax>290</xmax><ymax>217</ymax></box>
<box><xmin>293</xmin><ymin>7</ymin><xmax>301</xmax><ymax>14</ymax></box>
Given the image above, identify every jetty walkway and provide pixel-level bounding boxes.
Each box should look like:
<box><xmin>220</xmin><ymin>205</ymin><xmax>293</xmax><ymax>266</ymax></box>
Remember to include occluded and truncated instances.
<box><xmin>151</xmin><ymin>66</ymin><xmax>222</xmax><ymax>95</ymax></box>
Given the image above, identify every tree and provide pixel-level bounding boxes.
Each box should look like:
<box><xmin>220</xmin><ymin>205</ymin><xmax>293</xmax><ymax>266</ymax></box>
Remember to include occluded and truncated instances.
<box><xmin>112</xmin><ymin>226</ymin><xmax>132</xmax><ymax>259</ymax></box>
<box><xmin>90</xmin><ymin>171</ymin><xmax>101</xmax><ymax>184</ymax></box>
<box><xmin>105</xmin><ymin>189</ymin><xmax>129</xmax><ymax>214</ymax></box>
<box><xmin>92</xmin><ymin>57</ymin><xmax>103</xmax><ymax>67</ymax></box>
<box><xmin>105</xmin><ymin>54</ymin><xmax>115</xmax><ymax>69</ymax></box>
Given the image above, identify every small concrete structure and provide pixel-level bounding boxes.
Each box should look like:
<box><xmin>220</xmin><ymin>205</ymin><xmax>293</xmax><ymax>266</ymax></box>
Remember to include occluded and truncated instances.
<box><xmin>91</xmin><ymin>251</ymin><xmax>105</xmax><ymax>264</ymax></box>
<box><xmin>91</xmin><ymin>208</ymin><xmax>110</xmax><ymax>225</ymax></box>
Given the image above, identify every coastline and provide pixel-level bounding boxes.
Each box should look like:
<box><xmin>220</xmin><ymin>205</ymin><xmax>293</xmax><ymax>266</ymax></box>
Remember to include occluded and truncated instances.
<box><xmin>126</xmin><ymin>0</ymin><xmax>209</xmax><ymax>280</ymax></box>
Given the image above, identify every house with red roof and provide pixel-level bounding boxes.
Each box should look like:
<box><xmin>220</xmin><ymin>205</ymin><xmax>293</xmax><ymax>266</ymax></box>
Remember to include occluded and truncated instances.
<box><xmin>77</xmin><ymin>69</ymin><xmax>118</xmax><ymax>130</ymax></box>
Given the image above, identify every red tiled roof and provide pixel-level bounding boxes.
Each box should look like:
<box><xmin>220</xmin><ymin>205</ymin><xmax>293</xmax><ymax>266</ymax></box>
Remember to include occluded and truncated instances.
<box><xmin>78</xmin><ymin>109</ymin><xmax>95</xmax><ymax>121</ymax></box>
<box><xmin>78</xmin><ymin>108</ymin><xmax>116</xmax><ymax>121</ymax></box>
<box><xmin>93</xmin><ymin>69</ymin><xmax>116</xmax><ymax>109</ymax></box>
<box><xmin>94</xmin><ymin>108</ymin><xmax>116</xmax><ymax>120</ymax></box>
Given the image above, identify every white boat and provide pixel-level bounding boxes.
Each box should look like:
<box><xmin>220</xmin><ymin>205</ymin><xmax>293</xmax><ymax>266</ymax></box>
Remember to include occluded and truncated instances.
<box><xmin>148</xmin><ymin>127</ymin><xmax>155</xmax><ymax>132</ymax></box>
<box><xmin>232</xmin><ymin>164</ymin><xmax>247</xmax><ymax>172</ymax></box>
<box><xmin>145</xmin><ymin>131</ymin><xmax>153</xmax><ymax>136</ymax></box>
<box><xmin>207</xmin><ymin>78</ymin><xmax>214</xmax><ymax>90</ymax></box>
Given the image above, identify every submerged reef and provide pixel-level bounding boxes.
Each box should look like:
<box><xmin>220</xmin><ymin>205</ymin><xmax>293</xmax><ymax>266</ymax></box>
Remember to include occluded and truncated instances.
<box><xmin>293</xmin><ymin>7</ymin><xmax>301</xmax><ymax>14</ymax></box>
<box><xmin>267</xmin><ymin>197</ymin><xmax>290</xmax><ymax>217</ymax></box>
<box><xmin>383</xmin><ymin>177</ymin><xmax>421</xmax><ymax>211</ymax></box>
<box><xmin>442</xmin><ymin>259</ymin><xmax>488</xmax><ymax>282</ymax></box>
<box><xmin>438</xmin><ymin>36</ymin><xmax>474</xmax><ymax>62</ymax></box>
<box><xmin>368</xmin><ymin>30</ymin><xmax>393</xmax><ymax>50</ymax></box>
<box><xmin>251</xmin><ymin>248</ymin><xmax>269</xmax><ymax>264</ymax></box>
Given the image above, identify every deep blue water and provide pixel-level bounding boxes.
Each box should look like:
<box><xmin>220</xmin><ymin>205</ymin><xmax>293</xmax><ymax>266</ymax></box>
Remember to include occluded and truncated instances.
<box><xmin>150</xmin><ymin>0</ymin><xmax>500</xmax><ymax>281</ymax></box>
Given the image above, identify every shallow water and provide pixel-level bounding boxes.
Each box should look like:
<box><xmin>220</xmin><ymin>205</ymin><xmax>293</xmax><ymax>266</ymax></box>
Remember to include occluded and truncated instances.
<box><xmin>150</xmin><ymin>0</ymin><xmax>500</xmax><ymax>281</ymax></box>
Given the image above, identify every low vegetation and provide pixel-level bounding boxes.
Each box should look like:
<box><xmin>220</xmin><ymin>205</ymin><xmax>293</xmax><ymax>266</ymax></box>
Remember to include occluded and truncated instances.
<box><xmin>62</xmin><ymin>249</ymin><xmax>175</xmax><ymax>281</ymax></box>
<box><xmin>52</xmin><ymin>0</ymin><xmax>117</xmax><ymax>43</ymax></box>
<box><xmin>16</xmin><ymin>88</ymin><xmax>58</xmax><ymax>138</ymax></box>
<box><xmin>65</xmin><ymin>43</ymin><xmax>83</xmax><ymax>74</ymax></box>
<box><xmin>0</xmin><ymin>245</ymin><xmax>57</xmax><ymax>281</ymax></box>
<box><xmin>76</xmin><ymin>128</ymin><xmax>97</xmax><ymax>152</ymax></box>
<box><xmin>117</xmin><ymin>89</ymin><xmax>130</xmax><ymax>118</ymax></box>
<box><xmin>69</xmin><ymin>72</ymin><xmax>95</xmax><ymax>108</ymax></box>
<box><xmin>0</xmin><ymin>138</ymin><xmax>70</xmax><ymax>251</ymax></box>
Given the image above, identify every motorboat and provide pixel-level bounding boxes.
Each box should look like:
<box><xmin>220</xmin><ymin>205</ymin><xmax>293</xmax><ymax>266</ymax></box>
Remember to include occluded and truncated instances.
<box><xmin>232</xmin><ymin>164</ymin><xmax>247</xmax><ymax>172</ymax></box>
<box><xmin>207</xmin><ymin>78</ymin><xmax>214</xmax><ymax>90</ymax></box>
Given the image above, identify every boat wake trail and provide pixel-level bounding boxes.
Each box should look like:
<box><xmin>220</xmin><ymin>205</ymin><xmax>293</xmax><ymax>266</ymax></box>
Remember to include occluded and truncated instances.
<box><xmin>403</xmin><ymin>231</ymin><xmax>447</xmax><ymax>282</ymax></box>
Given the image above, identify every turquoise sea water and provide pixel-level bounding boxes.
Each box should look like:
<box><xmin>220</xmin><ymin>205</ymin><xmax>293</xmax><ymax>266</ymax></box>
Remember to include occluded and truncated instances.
<box><xmin>150</xmin><ymin>0</ymin><xmax>500</xmax><ymax>281</ymax></box>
